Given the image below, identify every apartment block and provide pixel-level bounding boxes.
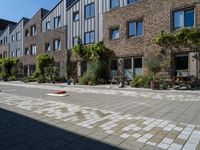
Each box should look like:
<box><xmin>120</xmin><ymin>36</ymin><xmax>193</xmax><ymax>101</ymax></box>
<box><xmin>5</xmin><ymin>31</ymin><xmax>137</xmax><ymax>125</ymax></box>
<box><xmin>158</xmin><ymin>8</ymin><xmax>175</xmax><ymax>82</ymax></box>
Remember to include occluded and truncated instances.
<box><xmin>0</xmin><ymin>0</ymin><xmax>199</xmax><ymax>80</ymax></box>
<box><xmin>9</xmin><ymin>18</ymin><xmax>29</xmax><ymax>58</ymax></box>
<box><xmin>0</xmin><ymin>19</ymin><xmax>16</xmax><ymax>58</ymax></box>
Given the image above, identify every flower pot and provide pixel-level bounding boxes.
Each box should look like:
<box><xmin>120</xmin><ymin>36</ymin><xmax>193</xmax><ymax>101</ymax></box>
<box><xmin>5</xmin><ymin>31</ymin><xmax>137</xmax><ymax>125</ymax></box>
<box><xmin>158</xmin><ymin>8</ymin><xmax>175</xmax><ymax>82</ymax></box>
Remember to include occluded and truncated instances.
<box><xmin>150</xmin><ymin>80</ymin><xmax>160</xmax><ymax>90</ymax></box>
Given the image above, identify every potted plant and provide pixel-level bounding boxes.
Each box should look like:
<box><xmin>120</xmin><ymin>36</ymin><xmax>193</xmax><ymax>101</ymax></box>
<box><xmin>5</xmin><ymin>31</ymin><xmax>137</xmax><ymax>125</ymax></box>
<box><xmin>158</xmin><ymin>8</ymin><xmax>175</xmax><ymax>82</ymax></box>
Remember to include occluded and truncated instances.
<box><xmin>147</xmin><ymin>54</ymin><xmax>161</xmax><ymax>90</ymax></box>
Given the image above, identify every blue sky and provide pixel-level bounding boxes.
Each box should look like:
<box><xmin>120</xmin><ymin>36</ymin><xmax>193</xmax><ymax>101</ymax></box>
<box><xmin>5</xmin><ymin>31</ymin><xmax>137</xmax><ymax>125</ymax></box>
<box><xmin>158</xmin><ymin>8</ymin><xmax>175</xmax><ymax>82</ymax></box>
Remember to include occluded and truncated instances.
<box><xmin>0</xmin><ymin>0</ymin><xmax>60</xmax><ymax>22</ymax></box>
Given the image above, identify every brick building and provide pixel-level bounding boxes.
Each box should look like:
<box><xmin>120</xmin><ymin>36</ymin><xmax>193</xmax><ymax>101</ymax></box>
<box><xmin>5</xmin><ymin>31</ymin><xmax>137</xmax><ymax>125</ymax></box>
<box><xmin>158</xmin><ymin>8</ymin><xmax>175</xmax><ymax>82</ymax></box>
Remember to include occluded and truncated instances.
<box><xmin>103</xmin><ymin>0</ymin><xmax>200</xmax><ymax>79</ymax></box>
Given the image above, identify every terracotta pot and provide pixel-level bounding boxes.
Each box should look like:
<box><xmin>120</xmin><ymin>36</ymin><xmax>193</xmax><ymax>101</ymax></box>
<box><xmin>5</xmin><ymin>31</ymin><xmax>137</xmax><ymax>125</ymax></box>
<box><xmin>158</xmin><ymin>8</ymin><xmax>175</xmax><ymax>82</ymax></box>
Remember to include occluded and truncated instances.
<box><xmin>150</xmin><ymin>80</ymin><xmax>160</xmax><ymax>90</ymax></box>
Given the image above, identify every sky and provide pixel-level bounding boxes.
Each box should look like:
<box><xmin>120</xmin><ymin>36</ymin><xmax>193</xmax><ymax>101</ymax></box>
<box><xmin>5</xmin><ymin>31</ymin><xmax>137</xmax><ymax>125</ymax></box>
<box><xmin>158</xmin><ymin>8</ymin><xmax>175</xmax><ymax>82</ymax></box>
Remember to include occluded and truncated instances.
<box><xmin>0</xmin><ymin>0</ymin><xmax>60</xmax><ymax>22</ymax></box>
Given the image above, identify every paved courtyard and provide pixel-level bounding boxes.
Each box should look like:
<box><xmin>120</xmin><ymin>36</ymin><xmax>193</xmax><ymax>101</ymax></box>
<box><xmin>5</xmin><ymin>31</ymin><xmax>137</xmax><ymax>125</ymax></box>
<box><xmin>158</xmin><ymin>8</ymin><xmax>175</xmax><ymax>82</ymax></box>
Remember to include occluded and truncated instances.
<box><xmin>1</xmin><ymin>82</ymin><xmax>200</xmax><ymax>150</ymax></box>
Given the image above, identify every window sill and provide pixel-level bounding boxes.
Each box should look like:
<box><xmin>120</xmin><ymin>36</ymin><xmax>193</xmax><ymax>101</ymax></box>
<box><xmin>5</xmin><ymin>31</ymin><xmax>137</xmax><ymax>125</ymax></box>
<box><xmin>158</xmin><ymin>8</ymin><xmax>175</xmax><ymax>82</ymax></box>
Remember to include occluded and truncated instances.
<box><xmin>85</xmin><ymin>16</ymin><xmax>95</xmax><ymax>20</ymax></box>
<box><xmin>128</xmin><ymin>35</ymin><xmax>144</xmax><ymax>39</ymax></box>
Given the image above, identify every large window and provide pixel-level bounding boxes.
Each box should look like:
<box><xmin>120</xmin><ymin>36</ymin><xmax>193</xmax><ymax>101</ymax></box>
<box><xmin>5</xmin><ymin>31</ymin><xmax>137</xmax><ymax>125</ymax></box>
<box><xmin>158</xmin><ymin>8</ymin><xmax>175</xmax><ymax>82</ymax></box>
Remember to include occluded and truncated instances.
<box><xmin>45</xmin><ymin>43</ymin><xmax>51</xmax><ymax>51</ymax></box>
<box><xmin>128</xmin><ymin>20</ymin><xmax>143</xmax><ymax>37</ymax></box>
<box><xmin>85</xmin><ymin>3</ymin><xmax>95</xmax><ymax>19</ymax></box>
<box><xmin>54</xmin><ymin>16</ymin><xmax>61</xmax><ymax>28</ymax></box>
<box><xmin>12</xmin><ymin>35</ymin><xmax>15</xmax><ymax>42</ymax></box>
<box><xmin>31</xmin><ymin>45</ymin><xmax>37</xmax><ymax>55</ymax></box>
<box><xmin>16</xmin><ymin>32</ymin><xmax>21</xmax><ymax>41</ymax></box>
<box><xmin>73</xmin><ymin>11</ymin><xmax>80</xmax><ymax>21</ymax></box>
<box><xmin>134</xmin><ymin>58</ymin><xmax>143</xmax><ymax>76</ymax></box>
<box><xmin>173</xmin><ymin>8</ymin><xmax>194</xmax><ymax>30</ymax></box>
<box><xmin>111</xmin><ymin>28</ymin><xmax>120</xmax><ymax>40</ymax></box>
<box><xmin>73</xmin><ymin>37</ymin><xmax>79</xmax><ymax>46</ymax></box>
<box><xmin>46</xmin><ymin>21</ymin><xmax>51</xmax><ymax>30</ymax></box>
<box><xmin>16</xmin><ymin>49</ymin><xmax>20</xmax><ymax>57</ymax></box>
<box><xmin>54</xmin><ymin>39</ymin><xmax>61</xmax><ymax>51</ymax></box>
<box><xmin>85</xmin><ymin>31</ymin><xmax>95</xmax><ymax>44</ymax></box>
<box><xmin>11</xmin><ymin>51</ymin><xmax>15</xmax><ymax>57</ymax></box>
<box><xmin>110</xmin><ymin>0</ymin><xmax>120</xmax><ymax>9</ymax></box>
<box><xmin>25</xmin><ymin>48</ymin><xmax>29</xmax><ymax>56</ymax></box>
<box><xmin>31</xmin><ymin>25</ymin><xmax>37</xmax><ymax>36</ymax></box>
<box><xmin>175</xmin><ymin>54</ymin><xmax>188</xmax><ymax>70</ymax></box>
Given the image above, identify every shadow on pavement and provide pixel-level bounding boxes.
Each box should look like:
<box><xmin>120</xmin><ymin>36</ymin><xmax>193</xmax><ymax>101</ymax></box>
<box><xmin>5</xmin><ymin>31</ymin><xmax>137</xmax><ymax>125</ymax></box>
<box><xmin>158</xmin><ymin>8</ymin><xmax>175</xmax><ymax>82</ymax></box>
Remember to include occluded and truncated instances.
<box><xmin>0</xmin><ymin>108</ymin><xmax>123</xmax><ymax>150</ymax></box>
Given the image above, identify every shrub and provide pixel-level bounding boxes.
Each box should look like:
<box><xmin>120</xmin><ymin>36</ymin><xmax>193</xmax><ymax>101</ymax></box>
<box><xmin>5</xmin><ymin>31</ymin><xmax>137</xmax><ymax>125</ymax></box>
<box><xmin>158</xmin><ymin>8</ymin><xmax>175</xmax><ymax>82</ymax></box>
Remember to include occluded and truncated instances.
<box><xmin>131</xmin><ymin>76</ymin><xmax>153</xmax><ymax>88</ymax></box>
<box><xmin>8</xmin><ymin>76</ymin><xmax>17</xmax><ymax>81</ymax></box>
<box><xmin>159</xmin><ymin>78</ymin><xmax>168</xmax><ymax>90</ymax></box>
<box><xmin>79</xmin><ymin>73</ymin><xmax>89</xmax><ymax>85</ymax></box>
<box><xmin>22</xmin><ymin>76</ymin><xmax>36</xmax><ymax>83</ymax></box>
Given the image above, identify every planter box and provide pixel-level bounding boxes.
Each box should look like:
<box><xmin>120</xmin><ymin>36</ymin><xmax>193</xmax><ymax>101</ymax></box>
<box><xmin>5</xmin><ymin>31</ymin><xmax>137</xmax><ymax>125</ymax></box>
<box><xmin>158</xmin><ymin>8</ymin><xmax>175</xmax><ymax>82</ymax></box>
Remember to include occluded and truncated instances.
<box><xmin>150</xmin><ymin>81</ymin><xmax>160</xmax><ymax>90</ymax></box>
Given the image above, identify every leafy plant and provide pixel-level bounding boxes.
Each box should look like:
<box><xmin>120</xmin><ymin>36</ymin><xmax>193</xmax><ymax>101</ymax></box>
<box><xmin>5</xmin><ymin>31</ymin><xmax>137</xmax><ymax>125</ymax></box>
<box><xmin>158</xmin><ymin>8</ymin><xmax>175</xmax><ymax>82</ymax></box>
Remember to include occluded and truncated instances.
<box><xmin>72</xmin><ymin>41</ymin><xmax>111</xmax><ymax>85</ymax></box>
<box><xmin>79</xmin><ymin>73</ymin><xmax>89</xmax><ymax>85</ymax></box>
<box><xmin>146</xmin><ymin>54</ymin><xmax>161</xmax><ymax>80</ymax></box>
<box><xmin>131</xmin><ymin>76</ymin><xmax>153</xmax><ymax>88</ymax></box>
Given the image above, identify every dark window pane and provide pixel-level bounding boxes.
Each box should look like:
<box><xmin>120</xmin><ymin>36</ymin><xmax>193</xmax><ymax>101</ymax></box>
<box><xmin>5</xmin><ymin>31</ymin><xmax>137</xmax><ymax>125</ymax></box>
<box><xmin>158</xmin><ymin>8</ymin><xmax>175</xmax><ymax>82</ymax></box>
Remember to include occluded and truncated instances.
<box><xmin>175</xmin><ymin>55</ymin><xmax>188</xmax><ymax>70</ymax></box>
<box><xmin>111</xmin><ymin>60</ymin><xmax>117</xmax><ymax>70</ymax></box>
<box><xmin>185</xmin><ymin>9</ymin><xmax>194</xmax><ymax>27</ymax></box>
<box><xmin>134</xmin><ymin>58</ymin><xmax>142</xmax><ymax>68</ymax></box>
<box><xmin>124</xmin><ymin>59</ymin><xmax>132</xmax><ymax>69</ymax></box>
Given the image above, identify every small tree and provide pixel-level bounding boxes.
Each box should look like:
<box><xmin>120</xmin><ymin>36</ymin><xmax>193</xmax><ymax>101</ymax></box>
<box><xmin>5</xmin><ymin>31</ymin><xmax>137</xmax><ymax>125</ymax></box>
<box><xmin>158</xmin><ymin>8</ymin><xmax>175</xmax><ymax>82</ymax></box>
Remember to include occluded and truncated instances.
<box><xmin>146</xmin><ymin>54</ymin><xmax>161</xmax><ymax>80</ymax></box>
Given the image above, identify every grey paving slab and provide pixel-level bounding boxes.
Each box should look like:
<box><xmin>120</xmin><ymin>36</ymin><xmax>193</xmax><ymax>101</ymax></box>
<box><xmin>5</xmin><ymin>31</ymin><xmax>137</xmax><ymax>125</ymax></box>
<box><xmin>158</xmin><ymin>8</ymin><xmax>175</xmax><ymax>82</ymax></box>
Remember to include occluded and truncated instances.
<box><xmin>1</xmin><ymin>82</ymin><xmax>200</xmax><ymax>149</ymax></box>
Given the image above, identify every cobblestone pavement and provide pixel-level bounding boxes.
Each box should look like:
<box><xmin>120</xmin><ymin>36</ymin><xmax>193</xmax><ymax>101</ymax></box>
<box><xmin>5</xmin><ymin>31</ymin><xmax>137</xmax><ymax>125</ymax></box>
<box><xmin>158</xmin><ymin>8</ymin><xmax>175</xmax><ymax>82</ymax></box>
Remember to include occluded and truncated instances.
<box><xmin>1</xmin><ymin>82</ymin><xmax>200</xmax><ymax>150</ymax></box>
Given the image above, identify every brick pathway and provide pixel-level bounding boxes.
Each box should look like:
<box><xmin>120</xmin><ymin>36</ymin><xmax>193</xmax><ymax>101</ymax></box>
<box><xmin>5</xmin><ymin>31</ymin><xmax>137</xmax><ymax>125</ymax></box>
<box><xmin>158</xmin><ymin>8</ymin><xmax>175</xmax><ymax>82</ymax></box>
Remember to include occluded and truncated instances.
<box><xmin>0</xmin><ymin>91</ymin><xmax>200</xmax><ymax>150</ymax></box>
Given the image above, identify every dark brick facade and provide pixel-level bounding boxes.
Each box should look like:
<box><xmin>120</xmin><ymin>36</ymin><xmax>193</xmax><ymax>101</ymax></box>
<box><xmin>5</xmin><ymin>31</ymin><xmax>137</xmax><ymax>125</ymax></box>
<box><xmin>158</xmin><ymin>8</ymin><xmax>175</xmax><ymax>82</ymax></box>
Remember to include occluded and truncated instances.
<box><xmin>103</xmin><ymin>0</ymin><xmax>200</xmax><ymax>76</ymax></box>
<box><xmin>21</xmin><ymin>8</ymin><xmax>67</xmax><ymax>76</ymax></box>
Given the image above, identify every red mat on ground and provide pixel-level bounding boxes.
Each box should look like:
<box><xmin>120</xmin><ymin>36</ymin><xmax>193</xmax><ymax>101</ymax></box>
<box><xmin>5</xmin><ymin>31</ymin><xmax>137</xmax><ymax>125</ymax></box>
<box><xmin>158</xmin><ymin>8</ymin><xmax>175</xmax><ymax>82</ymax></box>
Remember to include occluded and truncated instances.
<box><xmin>54</xmin><ymin>90</ymin><xmax>66</xmax><ymax>94</ymax></box>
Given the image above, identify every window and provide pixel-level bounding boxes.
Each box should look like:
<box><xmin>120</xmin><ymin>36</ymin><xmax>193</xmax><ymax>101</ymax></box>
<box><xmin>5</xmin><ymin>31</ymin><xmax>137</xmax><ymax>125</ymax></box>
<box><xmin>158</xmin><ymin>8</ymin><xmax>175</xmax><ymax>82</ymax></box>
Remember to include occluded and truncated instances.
<box><xmin>54</xmin><ymin>39</ymin><xmax>61</xmax><ymax>51</ymax></box>
<box><xmin>4</xmin><ymin>37</ymin><xmax>7</xmax><ymax>44</ymax></box>
<box><xmin>124</xmin><ymin>58</ymin><xmax>132</xmax><ymax>80</ymax></box>
<box><xmin>85</xmin><ymin>3</ymin><xmax>95</xmax><ymax>19</ymax></box>
<box><xmin>31</xmin><ymin>45</ymin><xmax>37</xmax><ymax>55</ymax></box>
<box><xmin>124</xmin><ymin>59</ymin><xmax>132</xmax><ymax>70</ymax></box>
<box><xmin>110</xmin><ymin>0</ymin><xmax>120</xmax><ymax>9</ymax></box>
<box><xmin>45</xmin><ymin>43</ymin><xmax>50</xmax><ymax>51</ymax></box>
<box><xmin>16</xmin><ymin>49</ymin><xmax>20</xmax><ymax>57</ymax></box>
<box><xmin>16</xmin><ymin>32</ymin><xmax>21</xmax><ymax>41</ymax></box>
<box><xmin>46</xmin><ymin>21</ymin><xmax>51</xmax><ymax>30</ymax></box>
<box><xmin>128</xmin><ymin>20</ymin><xmax>143</xmax><ymax>37</ymax></box>
<box><xmin>25</xmin><ymin>30</ymin><xmax>29</xmax><ymax>37</ymax></box>
<box><xmin>31</xmin><ymin>25</ymin><xmax>37</xmax><ymax>36</ymax></box>
<box><xmin>25</xmin><ymin>48</ymin><xmax>29</xmax><ymax>55</ymax></box>
<box><xmin>54</xmin><ymin>16</ymin><xmax>61</xmax><ymax>28</ymax></box>
<box><xmin>134</xmin><ymin>58</ymin><xmax>143</xmax><ymax>76</ymax></box>
<box><xmin>173</xmin><ymin>9</ymin><xmax>194</xmax><ymax>30</ymax></box>
<box><xmin>111</xmin><ymin>28</ymin><xmax>119</xmax><ymax>40</ymax></box>
<box><xmin>12</xmin><ymin>35</ymin><xmax>15</xmax><ymax>42</ymax></box>
<box><xmin>73</xmin><ymin>37</ymin><xmax>79</xmax><ymax>46</ymax></box>
<box><xmin>111</xmin><ymin>60</ymin><xmax>117</xmax><ymax>70</ymax></box>
<box><xmin>11</xmin><ymin>51</ymin><xmax>15</xmax><ymax>57</ymax></box>
<box><xmin>128</xmin><ymin>0</ymin><xmax>138</xmax><ymax>4</ymax></box>
<box><xmin>85</xmin><ymin>31</ymin><xmax>95</xmax><ymax>44</ymax></box>
<box><xmin>175</xmin><ymin>54</ymin><xmax>188</xmax><ymax>70</ymax></box>
<box><xmin>73</xmin><ymin>11</ymin><xmax>80</xmax><ymax>21</ymax></box>
<box><xmin>3</xmin><ymin>51</ymin><xmax>7</xmax><ymax>58</ymax></box>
